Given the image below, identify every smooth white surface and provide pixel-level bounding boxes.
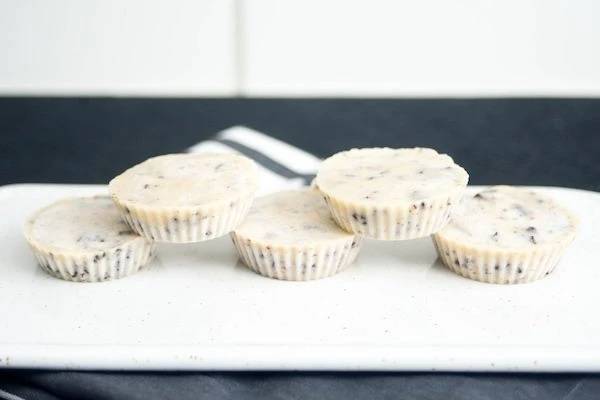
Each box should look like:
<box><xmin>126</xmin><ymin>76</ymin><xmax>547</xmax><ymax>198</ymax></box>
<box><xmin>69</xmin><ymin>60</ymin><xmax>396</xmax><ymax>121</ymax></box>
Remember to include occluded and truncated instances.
<box><xmin>1</xmin><ymin>183</ymin><xmax>599</xmax><ymax>371</ymax></box>
<box><xmin>0</xmin><ymin>0</ymin><xmax>236</xmax><ymax>96</ymax></box>
<box><xmin>3</xmin><ymin>0</ymin><xmax>600</xmax><ymax>96</ymax></box>
<box><xmin>240</xmin><ymin>0</ymin><xmax>600</xmax><ymax>97</ymax></box>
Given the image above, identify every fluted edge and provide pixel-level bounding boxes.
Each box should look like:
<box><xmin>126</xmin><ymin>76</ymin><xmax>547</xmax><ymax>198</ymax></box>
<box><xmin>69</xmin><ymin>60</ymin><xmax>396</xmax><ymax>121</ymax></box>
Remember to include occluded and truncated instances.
<box><xmin>25</xmin><ymin>237</ymin><xmax>156</xmax><ymax>283</ymax></box>
<box><xmin>111</xmin><ymin>196</ymin><xmax>254</xmax><ymax>243</ymax></box>
<box><xmin>432</xmin><ymin>233</ymin><xmax>575</xmax><ymax>284</ymax></box>
<box><xmin>230</xmin><ymin>233</ymin><xmax>363</xmax><ymax>281</ymax></box>
<box><xmin>321</xmin><ymin>190</ymin><xmax>465</xmax><ymax>240</ymax></box>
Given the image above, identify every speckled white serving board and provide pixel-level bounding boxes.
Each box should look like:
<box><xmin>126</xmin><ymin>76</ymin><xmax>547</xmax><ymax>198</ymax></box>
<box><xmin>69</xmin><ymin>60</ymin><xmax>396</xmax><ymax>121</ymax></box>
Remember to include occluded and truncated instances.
<box><xmin>0</xmin><ymin>183</ymin><xmax>599</xmax><ymax>371</ymax></box>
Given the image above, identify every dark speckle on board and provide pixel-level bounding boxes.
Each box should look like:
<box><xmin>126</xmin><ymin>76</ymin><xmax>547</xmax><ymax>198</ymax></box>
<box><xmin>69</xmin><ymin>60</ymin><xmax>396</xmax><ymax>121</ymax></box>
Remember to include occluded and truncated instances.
<box><xmin>513</xmin><ymin>204</ymin><xmax>528</xmax><ymax>217</ymax></box>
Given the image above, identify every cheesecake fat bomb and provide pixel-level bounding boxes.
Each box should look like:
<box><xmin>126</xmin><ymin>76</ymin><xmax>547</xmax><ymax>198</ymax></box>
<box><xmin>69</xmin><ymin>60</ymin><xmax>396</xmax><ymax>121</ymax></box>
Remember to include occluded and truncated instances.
<box><xmin>315</xmin><ymin>148</ymin><xmax>469</xmax><ymax>240</ymax></box>
<box><xmin>433</xmin><ymin>186</ymin><xmax>578</xmax><ymax>284</ymax></box>
<box><xmin>109</xmin><ymin>153</ymin><xmax>258</xmax><ymax>243</ymax></box>
<box><xmin>24</xmin><ymin>196</ymin><xmax>155</xmax><ymax>282</ymax></box>
<box><xmin>231</xmin><ymin>189</ymin><xmax>363</xmax><ymax>281</ymax></box>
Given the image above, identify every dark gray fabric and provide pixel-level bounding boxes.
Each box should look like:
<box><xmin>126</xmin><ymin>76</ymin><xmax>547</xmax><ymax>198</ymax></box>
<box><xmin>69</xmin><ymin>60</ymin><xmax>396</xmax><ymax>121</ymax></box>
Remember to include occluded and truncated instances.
<box><xmin>0</xmin><ymin>97</ymin><xmax>598</xmax><ymax>399</ymax></box>
<box><xmin>1</xmin><ymin>98</ymin><xmax>598</xmax><ymax>191</ymax></box>
<box><xmin>2</xmin><ymin>372</ymin><xmax>600</xmax><ymax>400</ymax></box>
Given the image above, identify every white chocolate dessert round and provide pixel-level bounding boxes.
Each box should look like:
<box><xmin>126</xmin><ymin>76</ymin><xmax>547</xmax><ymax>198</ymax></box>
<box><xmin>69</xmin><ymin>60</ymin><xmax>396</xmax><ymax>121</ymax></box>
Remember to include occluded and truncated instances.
<box><xmin>24</xmin><ymin>196</ymin><xmax>155</xmax><ymax>282</ymax></box>
<box><xmin>109</xmin><ymin>153</ymin><xmax>258</xmax><ymax>243</ymax></box>
<box><xmin>433</xmin><ymin>186</ymin><xmax>578</xmax><ymax>284</ymax></box>
<box><xmin>231</xmin><ymin>189</ymin><xmax>363</xmax><ymax>281</ymax></box>
<box><xmin>315</xmin><ymin>147</ymin><xmax>469</xmax><ymax>240</ymax></box>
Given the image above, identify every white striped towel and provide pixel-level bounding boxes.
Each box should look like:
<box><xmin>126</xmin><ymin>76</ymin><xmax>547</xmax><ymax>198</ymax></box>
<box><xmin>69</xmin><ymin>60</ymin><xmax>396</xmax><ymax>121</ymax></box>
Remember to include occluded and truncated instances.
<box><xmin>187</xmin><ymin>126</ymin><xmax>321</xmax><ymax>195</ymax></box>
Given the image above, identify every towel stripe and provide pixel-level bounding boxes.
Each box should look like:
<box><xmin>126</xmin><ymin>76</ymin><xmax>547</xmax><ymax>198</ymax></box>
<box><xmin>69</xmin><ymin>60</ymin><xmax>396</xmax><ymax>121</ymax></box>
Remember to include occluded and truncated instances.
<box><xmin>212</xmin><ymin>138</ymin><xmax>315</xmax><ymax>185</ymax></box>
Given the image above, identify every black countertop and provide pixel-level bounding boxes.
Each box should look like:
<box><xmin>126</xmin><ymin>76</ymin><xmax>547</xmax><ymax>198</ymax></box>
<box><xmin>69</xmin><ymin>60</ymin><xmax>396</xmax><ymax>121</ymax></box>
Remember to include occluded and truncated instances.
<box><xmin>0</xmin><ymin>97</ymin><xmax>599</xmax><ymax>400</ymax></box>
<box><xmin>2</xmin><ymin>98</ymin><xmax>598</xmax><ymax>190</ymax></box>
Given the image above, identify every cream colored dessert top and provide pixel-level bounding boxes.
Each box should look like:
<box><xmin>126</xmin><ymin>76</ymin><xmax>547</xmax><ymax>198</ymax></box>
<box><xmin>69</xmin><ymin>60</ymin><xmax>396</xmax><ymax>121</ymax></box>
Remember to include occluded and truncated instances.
<box><xmin>438</xmin><ymin>186</ymin><xmax>578</xmax><ymax>249</ymax></box>
<box><xmin>109</xmin><ymin>153</ymin><xmax>258</xmax><ymax>208</ymax></box>
<box><xmin>315</xmin><ymin>148</ymin><xmax>468</xmax><ymax>204</ymax></box>
<box><xmin>26</xmin><ymin>196</ymin><xmax>141</xmax><ymax>252</ymax></box>
<box><xmin>234</xmin><ymin>189</ymin><xmax>357</xmax><ymax>245</ymax></box>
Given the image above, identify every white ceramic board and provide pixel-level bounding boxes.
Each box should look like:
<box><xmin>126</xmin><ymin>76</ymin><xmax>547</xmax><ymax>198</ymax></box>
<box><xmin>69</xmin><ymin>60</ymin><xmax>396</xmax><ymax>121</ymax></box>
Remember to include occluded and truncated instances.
<box><xmin>0</xmin><ymin>184</ymin><xmax>598</xmax><ymax>371</ymax></box>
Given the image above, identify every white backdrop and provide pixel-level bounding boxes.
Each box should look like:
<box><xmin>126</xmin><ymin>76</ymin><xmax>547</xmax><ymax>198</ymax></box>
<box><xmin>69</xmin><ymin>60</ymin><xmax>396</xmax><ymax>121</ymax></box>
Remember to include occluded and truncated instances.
<box><xmin>1</xmin><ymin>0</ymin><xmax>599</xmax><ymax>97</ymax></box>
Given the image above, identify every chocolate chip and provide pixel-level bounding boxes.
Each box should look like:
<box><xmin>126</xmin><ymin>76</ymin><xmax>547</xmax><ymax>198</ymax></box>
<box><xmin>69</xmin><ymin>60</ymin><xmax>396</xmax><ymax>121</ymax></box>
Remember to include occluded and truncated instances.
<box><xmin>529</xmin><ymin>235</ymin><xmax>537</xmax><ymax>245</ymax></box>
<box><xmin>351</xmin><ymin>213</ymin><xmax>367</xmax><ymax>225</ymax></box>
<box><xmin>143</xmin><ymin>184</ymin><xmax>149</xmax><ymax>189</ymax></box>
<box><xmin>491</xmin><ymin>232</ymin><xmax>499</xmax><ymax>241</ymax></box>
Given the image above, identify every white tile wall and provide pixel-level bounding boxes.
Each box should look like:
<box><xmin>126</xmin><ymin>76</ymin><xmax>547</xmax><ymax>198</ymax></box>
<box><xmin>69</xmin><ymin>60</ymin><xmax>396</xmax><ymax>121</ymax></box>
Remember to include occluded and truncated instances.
<box><xmin>240</xmin><ymin>0</ymin><xmax>600</xmax><ymax>97</ymax></box>
<box><xmin>1</xmin><ymin>0</ymin><xmax>599</xmax><ymax>96</ymax></box>
<box><xmin>0</xmin><ymin>0</ymin><xmax>236</xmax><ymax>96</ymax></box>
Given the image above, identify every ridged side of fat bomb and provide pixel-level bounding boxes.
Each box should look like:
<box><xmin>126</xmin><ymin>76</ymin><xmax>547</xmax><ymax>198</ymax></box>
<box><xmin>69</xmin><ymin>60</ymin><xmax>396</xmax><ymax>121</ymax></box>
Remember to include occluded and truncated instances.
<box><xmin>230</xmin><ymin>233</ymin><xmax>363</xmax><ymax>281</ymax></box>
<box><xmin>432</xmin><ymin>234</ymin><xmax>573</xmax><ymax>284</ymax></box>
<box><xmin>112</xmin><ymin>195</ymin><xmax>254</xmax><ymax>243</ymax></box>
<box><xmin>26</xmin><ymin>236</ymin><xmax>155</xmax><ymax>283</ymax></box>
<box><xmin>322</xmin><ymin>189</ymin><xmax>464</xmax><ymax>240</ymax></box>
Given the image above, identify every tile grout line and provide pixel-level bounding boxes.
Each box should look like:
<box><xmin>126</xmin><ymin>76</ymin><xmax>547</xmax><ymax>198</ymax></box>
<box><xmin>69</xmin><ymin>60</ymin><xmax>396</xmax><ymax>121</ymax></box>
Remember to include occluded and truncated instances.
<box><xmin>233</xmin><ymin>0</ymin><xmax>246</xmax><ymax>97</ymax></box>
